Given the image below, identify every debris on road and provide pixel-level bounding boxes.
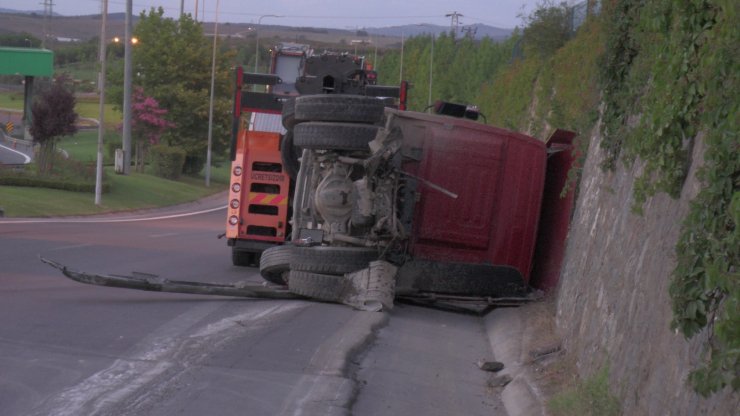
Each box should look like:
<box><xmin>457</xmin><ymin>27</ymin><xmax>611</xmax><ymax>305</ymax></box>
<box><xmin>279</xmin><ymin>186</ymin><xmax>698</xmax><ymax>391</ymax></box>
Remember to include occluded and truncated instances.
<box><xmin>477</xmin><ymin>360</ymin><xmax>505</xmax><ymax>372</ymax></box>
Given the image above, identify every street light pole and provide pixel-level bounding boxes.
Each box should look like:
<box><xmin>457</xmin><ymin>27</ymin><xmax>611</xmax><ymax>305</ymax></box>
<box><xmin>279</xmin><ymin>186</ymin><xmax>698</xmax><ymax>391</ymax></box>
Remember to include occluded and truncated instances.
<box><xmin>399</xmin><ymin>31</ymin><xmax>404</xmax><ymax>83</ymax></box>
<box><xmin>122</xmin><ymin>0</ymin><xmax>133</xmax><ymax>174</ymax></box>
<box><xmin>95</xmin><ymin>0</ymin><xmax>108</xmax><ymax>205</ymax></box>
<box><xmin>428</xmin><ymin>32</ymin><xmax>434</xmax><ymax>112</ymax></box>
<box><xmin>254</xmin><ymin>14</ymin><xmax>282</xmax><ymax>73</ymax></box>
<box><xmin>205</xmin><ymin>0</ymin><xmax>220</xmax><ymax>187</ymax></box>
<box><xmin>416</xmin><ymin>24</ymin><xmax>435</xmax><ymax>112</ymax></box>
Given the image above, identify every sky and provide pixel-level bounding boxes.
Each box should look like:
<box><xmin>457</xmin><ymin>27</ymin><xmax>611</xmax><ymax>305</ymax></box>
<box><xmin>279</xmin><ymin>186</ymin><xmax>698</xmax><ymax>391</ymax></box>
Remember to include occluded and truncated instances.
<box><xmin>1</xmin><ymin>0</ymin><xmax>540</xmax><ymax>29</ymax></box>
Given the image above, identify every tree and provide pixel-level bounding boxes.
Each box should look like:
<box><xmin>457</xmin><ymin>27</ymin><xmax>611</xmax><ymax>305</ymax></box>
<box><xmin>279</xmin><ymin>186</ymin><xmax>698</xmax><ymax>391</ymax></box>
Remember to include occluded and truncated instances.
<box><xmin>108</xmin><ymin>8</ymin><xmax>234</xmax><ymax>174</ymax></box>
<box><xmin>520</xmin><ymin>1</ymin><xmax>572</xmax><ymax>58</ymax></box>
<box><xmin>129</xmin><ymin>87</ymin><xmax>174</xmax><ymax>172</ymax></box>
<box><xmin>375</xmin><ymin>33</ymin><xmax>517</xmax><ymax>112</ymax></box>
<box><xmin>30</xmin><ymin>77</ymin><xmax>78</xmax><ymax>175</ymax></box>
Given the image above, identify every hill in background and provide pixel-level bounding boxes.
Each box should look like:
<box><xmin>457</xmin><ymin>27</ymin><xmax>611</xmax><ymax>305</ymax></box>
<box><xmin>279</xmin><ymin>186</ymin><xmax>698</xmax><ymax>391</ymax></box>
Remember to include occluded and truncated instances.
<box><xmin>0</xmin><ymin>9</ymin><xmax>512</xmax><ymax>47</ymax></box>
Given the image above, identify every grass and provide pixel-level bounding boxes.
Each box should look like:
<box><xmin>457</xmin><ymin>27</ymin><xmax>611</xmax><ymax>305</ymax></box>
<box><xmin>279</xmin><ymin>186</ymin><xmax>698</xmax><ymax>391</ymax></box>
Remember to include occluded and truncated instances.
<box><xmin>0</xmin><ymin>91</ymin><xmax>23</xmax><ymax>110</ymax></box>
<box><xmin>0</xmin><ymin>128</ymin><xmax>232</xmax><ymax>218</ymax></box>
<box><xmin>57</xmin><ymin>62</ymin><xmax>98</xmax><ymax>85</ymax></box>
<box><xmin>59</xmin><ymin>130</ymin><xmax>114</xmax><ymax>162</ymax></box>
<box><xmin>547</xmin><ymin>366</ymin><xmax>621</xmax><ymax>416</ymax></box>
<box><xmin>0</xmin><ymin>92</ymin><xmax>122</xmax><ymax>126</ymax></box>
<box><xmin>75</xmin><ymin>95</ymin><xmax>122</xmax><ymax>126</ymax></box>
<box><xmin>0</xmin><ymin>166</ymin><xmax>227</xmax><ymax>217</ymax></box>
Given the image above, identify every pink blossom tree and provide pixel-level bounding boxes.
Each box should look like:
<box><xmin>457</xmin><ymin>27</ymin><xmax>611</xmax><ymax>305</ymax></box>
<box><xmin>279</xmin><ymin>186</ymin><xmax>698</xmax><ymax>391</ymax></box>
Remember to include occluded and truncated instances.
<box><xmin>129</xmin><ymin>87</ymin><xmax>175</xmax><ymax>172</ymax></box>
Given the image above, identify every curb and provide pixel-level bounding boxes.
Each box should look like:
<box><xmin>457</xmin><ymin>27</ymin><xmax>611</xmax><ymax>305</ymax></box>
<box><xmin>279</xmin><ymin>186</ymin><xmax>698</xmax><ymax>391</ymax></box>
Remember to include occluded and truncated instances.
<box><xmin>485</xmin><ymin>307</ymin><xmax>546</xmax><ymax>416</ymax></box>
<box><xmin>277</xmin><ymin>311</ymin><xmax>389</xmax><ymax>416</ymax></box>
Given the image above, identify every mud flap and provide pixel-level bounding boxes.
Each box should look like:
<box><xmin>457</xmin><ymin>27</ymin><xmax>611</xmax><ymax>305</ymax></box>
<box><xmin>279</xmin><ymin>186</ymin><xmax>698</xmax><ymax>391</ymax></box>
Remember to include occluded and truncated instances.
<box><xmin>341</xmin><ymin>260</ymin><xmax>397</xmax><ymax>312</ymax></box>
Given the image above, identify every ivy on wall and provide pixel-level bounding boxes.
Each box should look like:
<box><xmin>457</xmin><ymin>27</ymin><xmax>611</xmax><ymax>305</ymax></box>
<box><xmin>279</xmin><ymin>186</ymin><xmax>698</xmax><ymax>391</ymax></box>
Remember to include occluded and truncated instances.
<box><xmin>600</xmin><ymin>0</ymin><xmax>739</xmax><ymax>395</ymax></box>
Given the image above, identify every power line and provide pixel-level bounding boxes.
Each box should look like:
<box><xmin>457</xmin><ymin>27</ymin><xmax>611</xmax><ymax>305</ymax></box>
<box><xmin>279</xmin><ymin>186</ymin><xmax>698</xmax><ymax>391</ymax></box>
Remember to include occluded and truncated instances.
<box><xmin>87</xmin><ymin>1</ymin><xmax>445</xmax><ymax>22</ymax></box>
<box><xmin>41</xmin><ymin>0</ymin><xmax>55</xmax><ymax>47</ymax></box>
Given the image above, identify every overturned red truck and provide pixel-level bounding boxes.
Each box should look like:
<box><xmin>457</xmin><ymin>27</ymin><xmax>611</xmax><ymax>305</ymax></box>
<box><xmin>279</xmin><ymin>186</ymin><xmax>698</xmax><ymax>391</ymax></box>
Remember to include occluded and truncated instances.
<box><xmin>226</xmin><ymin>43</ymin><xmax>577</xmax><ymax>306</ymax></box>
<box><xmin>42</xmin><ymin>43</ymin><xmax>575</xmax><ymax>309</ymax></box>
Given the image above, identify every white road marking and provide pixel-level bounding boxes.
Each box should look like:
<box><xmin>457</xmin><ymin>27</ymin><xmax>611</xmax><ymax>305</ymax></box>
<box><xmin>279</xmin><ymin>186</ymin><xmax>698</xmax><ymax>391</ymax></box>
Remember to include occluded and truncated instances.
<box><xmin>31</xmin><ymin>302</ymin><xmax>308</xmax><ymax>416</ymax></box>
<box><xmin>46</xmin><ymin>243</ymin><xmax>94</xmax><ymax>252</ymax></box>
<box><xmin>0</xmin><ymin>142</ymin><xmax>31</xmax><ymax>164</ymax></box>
<box><xmin>0</xmin><ymin>205</ymin><xmax>227</xmax><ymax>225</ymax></box>
<box><xmin>147</xmin><ymin>232</ymin><xmax>182</xmax><ymax>238</ymax></box>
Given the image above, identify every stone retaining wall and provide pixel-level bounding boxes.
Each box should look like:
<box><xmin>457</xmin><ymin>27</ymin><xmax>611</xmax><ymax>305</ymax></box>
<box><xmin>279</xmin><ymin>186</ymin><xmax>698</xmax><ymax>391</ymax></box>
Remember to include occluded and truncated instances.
<box><xmin>555</xmin><ymin>127</ymin><xmax>738</xmax><ymax>415</ymax></box>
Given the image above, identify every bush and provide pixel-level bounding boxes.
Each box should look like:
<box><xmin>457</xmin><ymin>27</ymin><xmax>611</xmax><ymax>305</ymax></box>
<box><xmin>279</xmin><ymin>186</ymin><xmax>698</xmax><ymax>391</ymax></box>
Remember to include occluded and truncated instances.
<box><xmin>0</xmin><ymin>156</ymin><xmax>108</xmax><ymax>193</ymax></box>
<box><xmin>106</xmin><ymin>137</ymin><xmax>123</xmax><ymax>160</ymax></box>
<box><xmin>182</xmin><ymin>154</ymin><xmax>206</xmax><ymax>175</ymax></box>
<box><xmin>521</xmin><ymin>1</ymin><xmax>572</xmax><ymax>58</ymax></box>
<box><xmin>150</xmin><ymin>144</ymin><xmax>186</xmax><ymax>180</ymax></box>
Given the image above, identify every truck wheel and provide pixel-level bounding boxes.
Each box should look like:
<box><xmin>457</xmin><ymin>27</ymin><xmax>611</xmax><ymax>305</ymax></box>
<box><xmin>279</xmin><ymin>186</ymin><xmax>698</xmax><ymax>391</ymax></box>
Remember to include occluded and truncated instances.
<box><xmin>282</xmin><ymin>97</ymin><xmax>297</xmax><ymax>129</ymax></box>
<box><xmin>293</xmin><ymin>122</ymin><xmax>379</xmax><ymax>151</ymax></box>
<box><xmin>287</xmin><ymin>270</ymin><xmax>348</xmax><ymax>302</ymax></box>
<box><xmin>232</xmin><ymin>248</ymin><xmax>258</xmax><ymax>267</ymax></box>
<box><xmin>295</xmin><ymin>95</ymin><xmax>385</xmax><ymax>124</ymax></box>
<box><xmin>291</xmin><ymin>246</ymin><xmax>379</xmax><ymax>275</ymax></box>
<box><xmin>259</xmin><ymin>245</ymin><xmax>293</xmax><ymax>285</ymax></box>
<box><xmin>281</xmin><ymin>131</ymin><xmax>300</xmax><ymax>180</ymax></box>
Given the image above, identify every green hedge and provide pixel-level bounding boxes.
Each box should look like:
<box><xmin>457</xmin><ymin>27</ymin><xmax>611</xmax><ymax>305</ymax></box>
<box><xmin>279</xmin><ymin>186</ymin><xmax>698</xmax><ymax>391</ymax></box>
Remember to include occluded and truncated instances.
<box><xmin>150</xmin><ymin>144</ymin><xmax>186</xmax><ymax>180</ymax></box>
<box><xmin>0</xmin><ymin>176</ymin><xmax>110</xmax><ymax>193</ymax></box>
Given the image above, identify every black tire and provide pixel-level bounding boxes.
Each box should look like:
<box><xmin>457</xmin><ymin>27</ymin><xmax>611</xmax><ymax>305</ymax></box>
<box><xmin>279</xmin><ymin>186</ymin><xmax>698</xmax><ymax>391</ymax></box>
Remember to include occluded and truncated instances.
<box><xmin>287</xmin><ymin>270</ymin><xmax>348</xmax><ymax>302</ymax></box>
<box><xmin>291</xmin><ymin>246</ymin><xmax>379</xmax><ymax>275</ymax></box>
<box><xmin>293</xmin><ymin>122</ymin><xmax>379</xmax><ymax>151</ymax></box>
<box><xmin>295</xmin><ymin>95</ymin><xmax>385</xmax><ymax>124</ymax></box>
<box><xmin>282</xmin><ymin>97</ymin><xmax>297</xmax><ymax>129</ymax></box>
<box><xmin>259</xmin><ymin>245</ymin><xmax>292</xmax><ymax>285</ymax></box>
<box><xmin>281</xmin><ymin>131</ymin><xmax>300</xmax><ymax>180</ymax></box>
<box><xmin>232</xmin><ymin>248</ymin><xmax>258</xmax><ymax>267</ymax></box>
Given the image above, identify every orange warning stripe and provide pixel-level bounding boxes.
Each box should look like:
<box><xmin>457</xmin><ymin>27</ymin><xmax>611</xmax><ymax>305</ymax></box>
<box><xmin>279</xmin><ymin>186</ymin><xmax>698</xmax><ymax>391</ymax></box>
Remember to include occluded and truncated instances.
<box><xmin>248</xmin><ymin>192</ymin><xmax>287</xmax><ymax>205</ymax></box>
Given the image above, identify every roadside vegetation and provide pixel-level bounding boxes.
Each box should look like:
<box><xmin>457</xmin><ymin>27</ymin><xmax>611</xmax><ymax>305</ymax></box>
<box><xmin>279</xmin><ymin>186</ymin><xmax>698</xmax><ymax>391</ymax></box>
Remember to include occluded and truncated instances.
<box><xmin>547</xmin><ymin>366</ymin><xmax>621</xmax><ymax>416</ymax></box>
<box><xmin>598</xmin><ymin>0</ymin><xmax>738</xmax><ymax>396</ymax></box>
<box><xmin>0</xmin><ymin>166</ymin><xmax>227</xmax><ymax>217</ymax></box>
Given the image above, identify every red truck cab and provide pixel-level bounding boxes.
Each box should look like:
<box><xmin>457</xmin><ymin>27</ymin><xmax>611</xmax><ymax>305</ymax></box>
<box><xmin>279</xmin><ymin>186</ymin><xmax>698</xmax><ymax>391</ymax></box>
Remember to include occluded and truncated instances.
<box><xmin>284</xmin><ymin>97</ymin><xmax>576</xmax><ymax>296</ymax></box>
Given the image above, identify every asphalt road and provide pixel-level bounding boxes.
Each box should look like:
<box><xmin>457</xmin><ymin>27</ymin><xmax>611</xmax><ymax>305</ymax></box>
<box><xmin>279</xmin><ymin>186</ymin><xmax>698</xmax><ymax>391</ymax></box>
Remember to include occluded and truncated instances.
<box><xmin>0</xmin><ymin>202</ymin><xmax>505</xmax><ymax>415</ymax></box>
<box><xmin>0</xmin><ymin>140</ymin><xmax>31</xmax><ymax>164</ymax></box>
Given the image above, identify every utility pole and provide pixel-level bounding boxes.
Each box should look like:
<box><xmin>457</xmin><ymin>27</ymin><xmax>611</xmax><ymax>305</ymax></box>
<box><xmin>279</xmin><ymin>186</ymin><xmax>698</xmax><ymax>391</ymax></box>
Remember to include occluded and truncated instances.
<box><xmin>95</xmin><ymin>0</ymin><xmax>108</xmax><ymax>205</ymax></box>
<box><xmin>205</xmin><ymin>0</ymin><xmax>220</xmax><ymax>187</ymax></box>
<box><xmin>445</xmin><ymin>11</ymin><xmax>463</xmax><ymax>37</ymax></box>
<box><xmin>180</xmin><ymin>0</ymin><xmax>184</xmax><ymax>18</ymax></box>
<box><xmin>41</xmin><ymin>0</ymin><xmax>54</xmax><ymax>48</ymax></box>
<box><xmin>428</xmin><ymin>33</ymin><xmax>434</xmax><ymax>111</ymax></box>
<box><xmin>255</xmin><ymin>15</ymin><xmax>282</xmax><ymax>73</ymax></box>
<box><xmin>399</xmin><ymin>31</ymin><xmax>404</xmax><ymax>83</ymax></box>
<box><xmin>122</xmin><ymin>0</ymin><xmax>132</xmax><ymax>174</ymax></box>
<box><xmin>416</xmin><ymin>24</ymin><xmax>435</xmax><ymax>111</ymax></box>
